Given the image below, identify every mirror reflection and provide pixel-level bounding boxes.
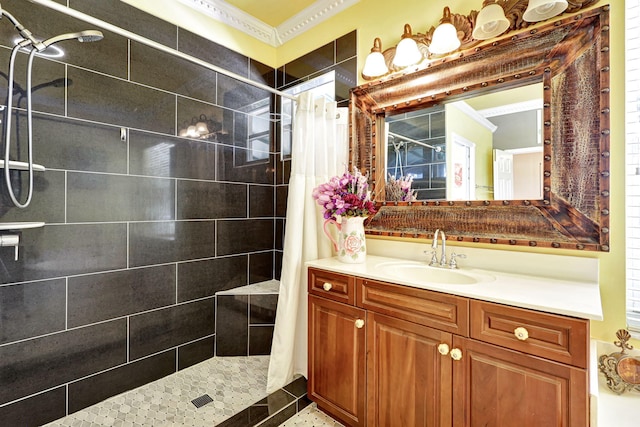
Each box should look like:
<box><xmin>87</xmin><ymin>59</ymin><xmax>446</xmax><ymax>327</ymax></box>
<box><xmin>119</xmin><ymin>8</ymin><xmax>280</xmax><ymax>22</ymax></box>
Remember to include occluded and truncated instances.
<box><xmin>384</xmin><ymin>83</ymin><xmax>543</xmax><ymax>201</ymax></box>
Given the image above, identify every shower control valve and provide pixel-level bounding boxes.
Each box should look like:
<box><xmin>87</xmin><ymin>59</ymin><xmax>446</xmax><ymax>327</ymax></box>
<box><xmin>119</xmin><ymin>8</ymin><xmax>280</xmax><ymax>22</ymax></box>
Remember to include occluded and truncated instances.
<box><xmin>0</xmin><ymin>234</ymin><xmax>20</xmax><ymax>260</ymax></box>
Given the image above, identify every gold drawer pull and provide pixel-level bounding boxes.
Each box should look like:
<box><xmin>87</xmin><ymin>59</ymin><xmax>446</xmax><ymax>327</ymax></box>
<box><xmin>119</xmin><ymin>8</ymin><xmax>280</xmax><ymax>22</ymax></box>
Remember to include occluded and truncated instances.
<box><xmin>322</xmin><ymin>282</ymin><xmax>333</xmax><ymax>291</ymax></box>
<box><xmin>437</xmin><ymin>343</ymin><xmax>450</xmax><ymax>355</ymax></box>
<box><xmin>450</xmin><ymin>348</ymin><xmax>463</xmax><ymax>361</ymax></box>
<box><xmin>355</xmin><ymin>319</ymin><xmax>365</xmax><ymax>329</ymax></box>
<box><xmin>514</xmin><ymin>327</ymin><xmax>529</xmax><ymax>341</ymax></box>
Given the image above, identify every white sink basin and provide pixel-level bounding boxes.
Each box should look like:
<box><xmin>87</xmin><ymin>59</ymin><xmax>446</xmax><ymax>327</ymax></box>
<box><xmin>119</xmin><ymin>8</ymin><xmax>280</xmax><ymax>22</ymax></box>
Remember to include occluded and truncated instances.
<box><xmin>376</xmin><ymin>261</ymin><xmax>495</xmax><ymax>285</ymax></box>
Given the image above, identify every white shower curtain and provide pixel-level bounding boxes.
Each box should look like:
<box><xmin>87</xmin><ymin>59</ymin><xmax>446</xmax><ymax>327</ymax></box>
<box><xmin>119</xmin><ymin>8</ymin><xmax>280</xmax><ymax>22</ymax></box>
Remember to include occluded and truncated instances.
<box><xmin>266</xmin><ymin>91</ymin><xmax>348</xmax><ymax>393</ymax></box>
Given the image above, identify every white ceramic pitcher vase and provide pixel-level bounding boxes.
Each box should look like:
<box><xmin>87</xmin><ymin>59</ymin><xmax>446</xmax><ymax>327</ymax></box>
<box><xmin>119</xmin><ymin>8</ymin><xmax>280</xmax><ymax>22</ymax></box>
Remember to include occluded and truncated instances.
<box><xmin>323</xmin><ymin>216</ymin><xmax>367</xmax><ymax>264</ymax></box>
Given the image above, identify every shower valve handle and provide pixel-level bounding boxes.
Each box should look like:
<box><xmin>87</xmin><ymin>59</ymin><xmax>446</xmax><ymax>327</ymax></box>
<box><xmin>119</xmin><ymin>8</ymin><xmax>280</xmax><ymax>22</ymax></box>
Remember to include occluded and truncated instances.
<box><xmin>0</xmin><ymin>234</ymin><xmax>19</xmax><ymax>260</ymax></box>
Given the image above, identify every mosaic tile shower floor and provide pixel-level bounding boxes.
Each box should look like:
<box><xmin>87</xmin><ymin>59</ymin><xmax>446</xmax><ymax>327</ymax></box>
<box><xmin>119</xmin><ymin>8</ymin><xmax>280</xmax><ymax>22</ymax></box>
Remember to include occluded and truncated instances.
<box><xmin>44</xmin><ymin>356</ymin><xmax>268</xmax><ymax>426</ymax></box>
<box><xmin>44</xmin><ymin>356</ymin><xmax>343</xmax><ymax>427</ymax></box>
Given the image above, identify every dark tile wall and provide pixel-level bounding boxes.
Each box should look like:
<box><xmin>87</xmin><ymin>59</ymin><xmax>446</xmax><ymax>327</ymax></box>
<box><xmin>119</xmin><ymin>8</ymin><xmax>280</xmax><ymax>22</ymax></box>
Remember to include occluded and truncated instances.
<box><xmin>0</xmin><ymin>0</ymin><xmax>357</xmax><ymax>423</ymax></box>
<box><xmin>0</xmin><ymin>0</ymin><xmax>278</xmax><ymax>424</ymax></box>
<box><xmin>216</xmin><ymin>291</ymin><xmax>278</xmax><ymax>356</ymax></box>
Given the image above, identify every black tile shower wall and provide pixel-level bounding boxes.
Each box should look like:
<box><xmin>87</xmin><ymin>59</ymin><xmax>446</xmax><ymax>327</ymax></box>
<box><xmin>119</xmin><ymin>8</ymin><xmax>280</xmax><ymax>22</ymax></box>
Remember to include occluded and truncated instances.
<box><xmin>216</xmin><ymin>291</ymin><xmax>278</xmax><ymax>357</ymax></box>
<box><xmin>0</xmin><ymin>0</ymin><xmax>356</xmax><ymax>422</ymax></box>
<box><xmin>277</xmin><ymin>30</ymin><xmax>357</xmax><ymax>106</ymax></box>
<box><xmin>0</xmin><ymin>0</ymin><xmax>282</xmax><ymax>424</ymax></box>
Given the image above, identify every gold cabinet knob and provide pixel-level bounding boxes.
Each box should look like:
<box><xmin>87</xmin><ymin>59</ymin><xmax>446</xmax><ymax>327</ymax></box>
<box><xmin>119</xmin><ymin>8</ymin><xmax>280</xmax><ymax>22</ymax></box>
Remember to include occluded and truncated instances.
<box><xmin>514</xmin><ymin>327</ymin><xmax>529</xmax><ymax>341</ymax></box>
<box><xmin>450</xmin><ymin>348</ymin><xmax>463</xmax><ymax>361</ymax></box>
<box><xmin>355</xmin><ymin>319</ymin><xmax>365</xmax><ymax>329</ymax></box>
<box><xmin>322</xmin><ymin>282</ymin><xmax>333</xmax><ymax>291</ymax></box>
<box><xmin>437</xmin><ymin>343</ymin><xmax>450</xmax><ymax>355</ymax></box>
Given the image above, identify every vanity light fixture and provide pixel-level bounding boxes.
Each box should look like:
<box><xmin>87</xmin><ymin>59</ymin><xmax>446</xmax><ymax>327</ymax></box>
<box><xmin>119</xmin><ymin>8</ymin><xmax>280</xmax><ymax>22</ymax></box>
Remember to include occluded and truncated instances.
<box><xmin>392</xmin><ymin>24</ymin><xmax>423</xmax><ymax>67</ymax></box>
<box><xmin>472</xmin><ymin>1</ymin><xmax>510</xmax><ymax>40</ymax></box>
<box><xmin>429</xmin><ymin>7</ymin><xmax>461</xmax><ymax>55</ymax></box>
<box><xmin>362</xmin><ymin>37</ymin><xmax>389</xmax><ymax>79</ymax></box>
<box><xmin>523</xmin><ymin>0</ymin><xmax>568</xmax><ymax>22</ymax></box>
<box><xmin>362</xmin><ymin>0</ymin><xmax>580</xmax><ymax>80</ymax></box>
<box><xmin>178</xmin><ymin>114</ymin><xmax>222</xmax><ymax>140</ymax></box>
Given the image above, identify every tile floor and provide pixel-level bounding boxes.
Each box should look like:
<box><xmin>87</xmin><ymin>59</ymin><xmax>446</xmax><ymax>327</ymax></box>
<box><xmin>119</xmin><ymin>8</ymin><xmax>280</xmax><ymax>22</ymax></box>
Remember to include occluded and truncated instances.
<box><xmin>279</xmin><ymin>405</ymin><xmax>344</xmax><ymax>426</ymax></box>
<box><xmin>43</xmin><ymin>355</ymin><xmax>341</xmax><ymax>427</ymax></box>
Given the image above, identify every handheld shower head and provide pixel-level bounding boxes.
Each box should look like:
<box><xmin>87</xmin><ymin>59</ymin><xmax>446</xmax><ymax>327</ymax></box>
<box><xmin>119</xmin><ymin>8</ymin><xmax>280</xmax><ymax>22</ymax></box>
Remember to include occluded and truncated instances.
<box><xmin>37</xmin><ymin>30</ymin><xmax>103</xmax><ymax>51</ymax></box>
<box><xmin>77</xmin><ymin>30</ymin><xmax>104</xmax><ymax>43</ymax></box>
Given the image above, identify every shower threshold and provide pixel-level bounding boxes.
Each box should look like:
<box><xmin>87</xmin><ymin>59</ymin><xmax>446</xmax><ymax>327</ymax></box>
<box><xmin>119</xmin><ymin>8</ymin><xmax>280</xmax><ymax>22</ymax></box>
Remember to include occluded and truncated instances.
<box><xmin>43</xmin><ymin>356</ymin><xmax>310</xmax><ymax>427</ymax></box>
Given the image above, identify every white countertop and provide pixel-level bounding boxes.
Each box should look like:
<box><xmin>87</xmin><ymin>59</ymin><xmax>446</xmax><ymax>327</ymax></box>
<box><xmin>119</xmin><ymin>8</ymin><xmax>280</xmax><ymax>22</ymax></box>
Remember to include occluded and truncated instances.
<box><xmin>307</xmin><ymin>254</ymin><xmax>603</xmax><ymax>321</ymax></box>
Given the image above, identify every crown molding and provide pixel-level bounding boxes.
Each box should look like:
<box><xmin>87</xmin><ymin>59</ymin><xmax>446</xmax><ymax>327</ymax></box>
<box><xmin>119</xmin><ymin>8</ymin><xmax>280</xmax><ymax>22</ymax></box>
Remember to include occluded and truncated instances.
<box><xmin>450</xmin><ymin>101</ymin><xmax>498</xmax><ymax>133</ymax></box>
<box><xmin>178</xmin><ymin>0</ymin><xmax>359</xmax><ymax>47</ymax></box>
<box><xmin>275</xmin><ymin>0</ymin><xmax>360</xmax><ymax>45</ymax></box>
<box><xmin>476</xmin><ymin>99</ymin><xmax>544</xmax><ymax>118</ymax></box>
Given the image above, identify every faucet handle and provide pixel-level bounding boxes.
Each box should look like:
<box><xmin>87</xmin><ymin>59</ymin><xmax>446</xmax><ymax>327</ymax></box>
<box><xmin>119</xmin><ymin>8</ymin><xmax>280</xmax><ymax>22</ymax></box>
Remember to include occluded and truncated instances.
<box><xmin>449</xmin><ymin>252</ymin><xmax>467</xmax><ymax>269</ymax></box>
<box><xmin>425</xmin><ymin>249</ymin><xmax>439</xmax><ymax>266</ymax></box>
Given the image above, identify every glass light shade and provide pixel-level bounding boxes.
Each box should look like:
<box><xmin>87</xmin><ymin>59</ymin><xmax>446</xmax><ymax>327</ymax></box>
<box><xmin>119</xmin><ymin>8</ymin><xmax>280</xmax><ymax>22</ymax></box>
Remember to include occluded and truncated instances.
<box><xmin>472</xmin><ymin>3</ymin><xmax>510</xmax><ymax>40</ymax></box>
<box><xmin>195</xmin><ymin>121</ymin><xmax>209</xmax><ymax>135</ymax></box>
<box><xmin>362</xmin><ymin>37</ymin><xmax>389</xmax><ymax>78</ymax></box>
<box><xmin>392</xmin><ymin>24</ymin><xmax>422</xmax><ymax>67</ymax></box>
<box><xmin>429</xmin><ymin>23</ymin><xmax>461</xmax><ymax>55</ymax></box>
<box><xmin>362</xmin><ymin>51</ymin><xmax>389</xmax><ymax>78</ymax></box>
<box><xmin>523</xmin><ymin>0</ymin><xmax>568</xmax><ymax>22</ymax></box>
<box><xmin>187</xmin><ymin>125</ymin><xmax>198</xmax><ymax>138</ymax></box>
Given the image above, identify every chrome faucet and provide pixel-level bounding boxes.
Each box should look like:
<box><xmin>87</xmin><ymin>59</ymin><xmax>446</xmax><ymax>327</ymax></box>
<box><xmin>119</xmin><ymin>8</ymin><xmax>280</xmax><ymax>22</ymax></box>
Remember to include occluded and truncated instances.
<box><xmin>429</xmin><ymin>229</ymin><xmax>447</xmax><ymax>267</ymax></box>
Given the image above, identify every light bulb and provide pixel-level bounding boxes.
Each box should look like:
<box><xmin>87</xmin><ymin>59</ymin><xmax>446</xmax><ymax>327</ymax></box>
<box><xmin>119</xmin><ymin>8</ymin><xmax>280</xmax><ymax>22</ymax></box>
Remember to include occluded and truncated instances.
<box><xmin>362</xmin><ymin>38</ymin><xmax>389</xmax><ymax>79</ymax></box>
<box><xmin>429</xmin><ymin>7</ymin><xmax>461</xmax><ymax>55</ymax></box>
<box><xmin>472</xmin><ymin>3</ymin><xmax>510</xmax><ymax>40</ymax></box>
<box><xmin>392</xmin><ymin>24</ymin><xmax>422</xmax><ymax>68</ymax></box>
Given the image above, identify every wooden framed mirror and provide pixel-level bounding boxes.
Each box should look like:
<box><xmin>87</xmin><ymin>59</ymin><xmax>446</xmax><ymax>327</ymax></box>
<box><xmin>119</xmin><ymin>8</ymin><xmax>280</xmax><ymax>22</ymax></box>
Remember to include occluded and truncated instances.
<box><xmin>349</xmin><ymin>5</ymin><xmax>610</xmax><ymax>251</ymax></box>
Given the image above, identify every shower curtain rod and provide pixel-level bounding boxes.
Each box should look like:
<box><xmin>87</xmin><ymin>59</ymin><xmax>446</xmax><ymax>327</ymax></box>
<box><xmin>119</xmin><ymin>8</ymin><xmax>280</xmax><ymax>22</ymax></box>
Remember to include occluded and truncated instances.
<box><xmin>28</xmin><ymin>0</ymin><xmax>298</xmax><ymax>101</ymax></box>
<box><xmin>387</xmin><ymin>131</ymin><xmax>442</xmax><ymax>152</ymax></box>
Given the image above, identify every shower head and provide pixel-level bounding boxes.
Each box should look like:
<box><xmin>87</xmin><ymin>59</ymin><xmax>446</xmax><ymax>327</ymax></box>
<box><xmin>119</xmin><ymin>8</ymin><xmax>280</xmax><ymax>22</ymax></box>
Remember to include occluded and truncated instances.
<box><xmin>37</xmin><ymin>30</ymin><xmax>104</xmax><ymax>51</ymax></box>
<box><xmin>76</xmin><ymin>30</ymin><xmax>104</xmax><ymax>43</ymax></box>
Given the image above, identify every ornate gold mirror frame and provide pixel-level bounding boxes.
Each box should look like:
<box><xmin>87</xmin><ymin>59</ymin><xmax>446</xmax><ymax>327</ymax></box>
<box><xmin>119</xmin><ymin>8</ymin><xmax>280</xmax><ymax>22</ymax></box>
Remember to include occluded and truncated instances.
<box><xmin>599</xmin><ymin>330</ymin><xmax>640</xmax><ymax>394</ymax></box>
<box><xmin>350</xmin><ymin>5</ymin><xmax>610</xmax><ymax>251</ymax></box>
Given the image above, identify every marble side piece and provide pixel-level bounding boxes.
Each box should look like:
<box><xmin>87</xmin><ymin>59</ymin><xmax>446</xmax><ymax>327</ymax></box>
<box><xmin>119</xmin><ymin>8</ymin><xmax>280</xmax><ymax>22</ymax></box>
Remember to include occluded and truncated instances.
<box><xmin>217</xmin><ymin>279</ymin><xmax>280</xmax><ymax>295</ymax></box>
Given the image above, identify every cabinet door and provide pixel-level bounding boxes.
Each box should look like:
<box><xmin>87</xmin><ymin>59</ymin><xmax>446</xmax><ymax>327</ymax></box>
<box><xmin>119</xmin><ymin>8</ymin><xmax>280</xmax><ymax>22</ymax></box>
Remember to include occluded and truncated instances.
<box><xmin>367</xmin><ymin>311</ymin><xmax>453</xmax><ymax>427</ymax></box>
<box><xmin>308</xmin><ymin>295</ymin><xmax>366</xmax><ymax>426</ymax></box>
<box><xmin>452</xmin><ymin>337</ymin><xmax>588</xmax><ymax>427</ymax></box>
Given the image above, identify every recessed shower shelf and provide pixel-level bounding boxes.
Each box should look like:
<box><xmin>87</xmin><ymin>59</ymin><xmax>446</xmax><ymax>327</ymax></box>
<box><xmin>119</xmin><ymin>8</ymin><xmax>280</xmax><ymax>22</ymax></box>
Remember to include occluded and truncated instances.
<box><xmin>0</xmin><ymin>160</ymin><xmax>46</xmax><ymax>172</ymax></box>
<box><xmin>0</xmin><ymin>222</ymin><xmax>45</xmax><ymax>231</ymax></box>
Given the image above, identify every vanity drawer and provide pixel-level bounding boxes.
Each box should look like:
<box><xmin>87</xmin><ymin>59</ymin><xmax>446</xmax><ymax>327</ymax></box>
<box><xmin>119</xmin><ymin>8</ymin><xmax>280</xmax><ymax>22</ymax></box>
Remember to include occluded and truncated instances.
<box><xmin>470</xmin><ymin>300</ymin><xmax>589</xmax><ymax>368</ymax></box>
<box><xmin>308</xmin><ymin>268</ymin><xmax>355</xmax><ymax>305</ymax></box>
<box><xmin>357</xmin><ymin>278</ymin><xmax>469</xmax><ymax>336</ymax></box>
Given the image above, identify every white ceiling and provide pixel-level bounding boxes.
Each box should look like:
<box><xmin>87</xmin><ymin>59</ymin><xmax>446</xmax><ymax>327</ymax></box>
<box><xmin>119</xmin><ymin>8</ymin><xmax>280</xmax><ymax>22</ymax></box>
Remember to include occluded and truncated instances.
<box><xmin>177</xmin><ymin>0</ymin><xmax>360</xmax><ymax>46</ymax></box>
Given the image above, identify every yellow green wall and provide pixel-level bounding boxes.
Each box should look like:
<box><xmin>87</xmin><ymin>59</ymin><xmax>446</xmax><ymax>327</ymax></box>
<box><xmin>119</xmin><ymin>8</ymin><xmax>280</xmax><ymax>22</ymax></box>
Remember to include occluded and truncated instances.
<box><xmin>126</xmin><ymin>0</ymin><xmax>628</xmax><ymax>344</ymax></box>
<box><xmin>445</xmin><ymin>103</ymin><xmax>494</xmax><ymax>200</ymax></box>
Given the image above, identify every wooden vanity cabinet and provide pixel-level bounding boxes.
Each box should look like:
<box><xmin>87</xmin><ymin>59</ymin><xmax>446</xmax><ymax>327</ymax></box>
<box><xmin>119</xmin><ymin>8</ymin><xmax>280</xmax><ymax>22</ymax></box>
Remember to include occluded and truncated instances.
<box><xmin>455</xmin><ymin>300</ymin><xmax>590</xmax><ymax>427</ymax></box>
<box><xmin>307</xmin><ymin>267</ymin><xmax>365</xmax><ymax>424</ymax></box>
<box><xmin>366</xmin><ymin>311</ymin><xmax>453</xmax><ymax>426</ymax></box>
<box><xmin>307</xmin><ymin>267</ymin><xmax>590</xmax><ymax>427</ymax></box>
<box><xmin>452</xmin><ymin>336</ymin><xmax>588</xmax><ymax>427</ymax></box>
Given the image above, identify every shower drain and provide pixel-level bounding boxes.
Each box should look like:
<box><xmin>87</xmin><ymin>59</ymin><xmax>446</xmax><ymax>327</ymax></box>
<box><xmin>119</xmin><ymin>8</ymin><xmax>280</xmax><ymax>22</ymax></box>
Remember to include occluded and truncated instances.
<box><xmin>191</xmin><ymin>394</ymin><xmax>214</xmax><ymax>408</ymax></box>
